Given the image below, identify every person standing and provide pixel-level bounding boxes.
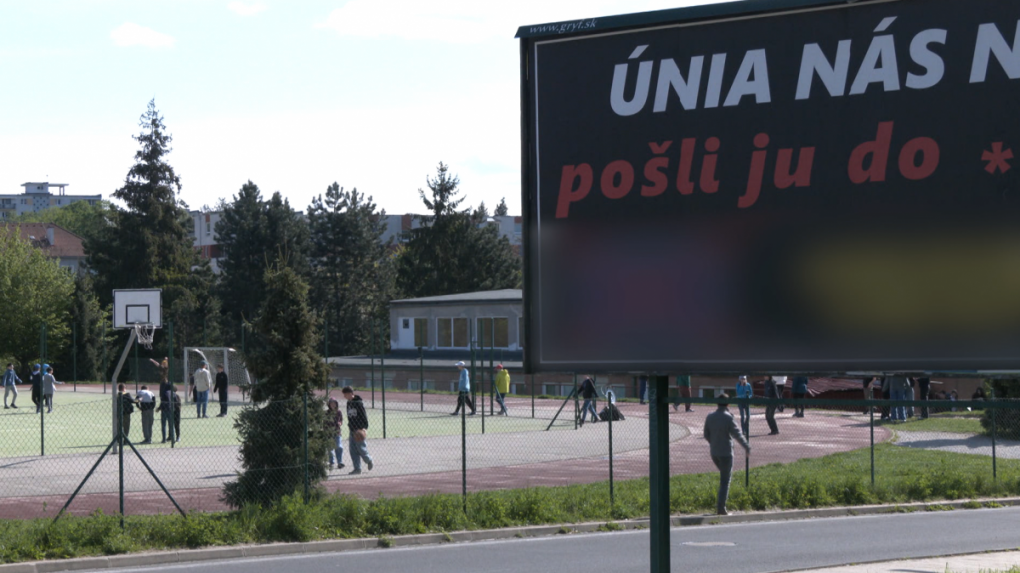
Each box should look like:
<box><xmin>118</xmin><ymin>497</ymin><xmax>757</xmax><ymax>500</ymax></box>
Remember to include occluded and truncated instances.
<box><xmin>579</xmin><ymin>375</ymin><xmax>598</xmax><ymax>426</ymax></box>
<box><xmin>735</xmin><ymin>375</ymin><xmax>753</xmax><ymax>434</ymax></box>
<box><xmin>703</xmin><ymin>394</ymin><xmax>750</xmax><ymax>516</ymax></box>
<box><xmin>117</xmin><ymin>383</ymin><xmax>136</xmax><ymax>440</ymax></box>
<box><xmin>639</xmin><ymin>375</ymin><xmax>649</xmax><ymax>405</ymax></box>
<box><xmin>136</xmin><ymin>385</ymin><xmax>156</xmax><ymax>444</ymax></box>
<box><xmin>791</xmin><ymin>376</ymin><xmax>809</xmax><ymax>417</ymax></box>
<box><xmin>917</xmin><ymin>377</ymin><xmax>931</xmax><ymax>419</ymax></box>
<box><xmin>774</xmin><ymin>376</ymin><xmax>787</xmax><ymax>412</ymax></box>
<box><xmin>160</xmin><ymin>385</ymin><xmax>182</xmax><ymax>443</ymax></box>
<box><xmin>148</xmin><ymin>357</ymin><xmax>169</xmax><ymax>385</ymax></box>
<box><xmin>41</xmin><ymin>365</ymin><xmax>62</xmax><ymax>413</ymax></box>
<box><xmin>494</xmin><ymin>364</ymin><xmax>510</xmax><ymax>416</ymax></box>
<box><xmin>763</xmin><ymin>375</ymin><xmax>780</xmax><ymax>435</ymax></box>
<box><xmin>213</xmin><ymin>364</ymin><xmax>229</xmax><ymax>417</ymax></box>
<box><xmin>326</xmin><ymin>397</ymin><xmax>345</xmax><ymax>470</ymax></box>
<box><xmin>887</xmin><ymin>375</ymin><xmax>910</xmax><ymax>422</ymax></box>
<box><xmin>192</xmin><ymin>362</ymin><xmax>212</xmax><ymax>418</ymax></box>
<box><xmin>29</xmin><ymin>365</ymin><xmax>42</xmax><ymax>413</ymax></box>
<box><xmin>2</xmin><ymin>363</ymin><xmax>21</xmax><ymax>409</ymax></box>
<box><xmin>675</xmin><ymin>375</ymin><xmax>692</xmax><ymax>412</ymax></box>
<box><xmin>451</xmin><ymin>361</ymin><xmax>476</xmax><ymax>416</ymax></box>
<box><xmin>342</xmin><ymin>386</ymin><xmax>373</xmax><ymax>475</ymax></box>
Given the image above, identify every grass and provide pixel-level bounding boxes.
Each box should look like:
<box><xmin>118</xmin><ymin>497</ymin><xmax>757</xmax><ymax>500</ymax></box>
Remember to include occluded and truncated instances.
<box><xmin>886</xmin><ymin>412</ymin><xmax>985</xmax><ymax>435</ymax></box>
<box><xmin>0</xmin><ymin>443</ymin><xmax>1018</xmax><ymax>563</ymax></box>
<box><xmin>0</xmin><ymin>393</ymin><xmax>569</xmax><ymax>457</ymax></box>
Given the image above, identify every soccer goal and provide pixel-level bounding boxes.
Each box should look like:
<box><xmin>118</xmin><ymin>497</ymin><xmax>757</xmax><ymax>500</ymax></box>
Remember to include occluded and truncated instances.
<box><xmin>182</xmin><ymin>347</ymin><xmax>252</xmax><ymax>403</ymax></box>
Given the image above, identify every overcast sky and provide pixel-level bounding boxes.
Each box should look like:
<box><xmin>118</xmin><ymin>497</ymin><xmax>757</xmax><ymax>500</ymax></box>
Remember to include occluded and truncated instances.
<box><xmin>0</xmin><ymin>0</ymin><xmax>721</xmax><ymax>215</ymax></box>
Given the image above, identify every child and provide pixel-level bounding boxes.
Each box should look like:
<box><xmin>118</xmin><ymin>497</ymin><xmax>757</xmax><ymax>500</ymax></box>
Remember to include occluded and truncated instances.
<box><xmin>327</xmin><ymin>397</ymin><xmax>345</xmax><ymax>470</ymax></box>
<box><xmin>41</xmin><ymin>365</ymin><xmax>63</xmax><ymax>413</ymax></box>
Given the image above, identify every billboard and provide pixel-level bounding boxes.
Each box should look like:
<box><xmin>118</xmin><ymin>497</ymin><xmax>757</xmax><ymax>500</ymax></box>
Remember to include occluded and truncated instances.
<box><xmin>520</xmin><ymin>0</ymin><xmax>1020</xmax><ymax>373</ymax></box>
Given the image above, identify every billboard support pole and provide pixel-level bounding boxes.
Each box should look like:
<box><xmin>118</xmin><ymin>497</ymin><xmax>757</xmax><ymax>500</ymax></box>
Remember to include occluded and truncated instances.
<box><xmin>649</xmin><ymin>374</ymin><xmax>670</xmax><ymax>573</ymax></box>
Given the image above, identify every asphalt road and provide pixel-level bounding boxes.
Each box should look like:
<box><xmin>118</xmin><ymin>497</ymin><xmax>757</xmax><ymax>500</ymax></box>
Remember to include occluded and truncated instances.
<box><xmin>87</xmin><ymin>507</ymin><xmax>1020</xmax><ymax>573</ymax></box>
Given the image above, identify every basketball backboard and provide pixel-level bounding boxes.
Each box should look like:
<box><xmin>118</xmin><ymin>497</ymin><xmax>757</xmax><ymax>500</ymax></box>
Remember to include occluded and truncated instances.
<box><xmin>113</xmin><ymin>289</ymin><xmax>162</xmax><ymax>329</ymax></box>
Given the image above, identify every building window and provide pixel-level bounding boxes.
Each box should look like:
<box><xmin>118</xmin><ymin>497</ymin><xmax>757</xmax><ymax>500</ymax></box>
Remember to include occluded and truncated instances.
<box><xmin>414</xmin><ymin>318</ymin><xmax>429</xmax><ymax>347</ymax></box>
<box><xmin>437</xmin><ymin>318</ymin><xmax>468</xmax><ymax>348</ymax></box>
<box><xmin>514</xmin><ymin>222</ymin><xmax>522</xmax><ymax>234</ymax></box>
<box><xmin>476</xmin><ymin>317</ymin><xmax>509</xmax><ymax>347</ymax></box>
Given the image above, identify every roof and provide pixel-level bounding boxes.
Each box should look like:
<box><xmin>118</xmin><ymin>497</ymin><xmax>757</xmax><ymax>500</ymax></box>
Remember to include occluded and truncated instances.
<box><xmin>390</xmin><ymin>289</ymin><xmax>522</xmax><ymax>306</ymax></box>
<box><xmin>515</xmin><ymin>0</ymin><xmax>872</xmax><ymax>39</ymax></box>
<box><xmin>1</xmin><ymin>223</ymin><xmax>85</xmax><ymax>259</ymax></box>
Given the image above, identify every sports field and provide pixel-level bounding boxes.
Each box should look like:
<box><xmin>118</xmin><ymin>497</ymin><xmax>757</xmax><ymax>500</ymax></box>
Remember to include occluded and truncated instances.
<box><xmin>0</xmin><ymin>390</ymin><xmax>573</xmax><ymax>459</ymax></box>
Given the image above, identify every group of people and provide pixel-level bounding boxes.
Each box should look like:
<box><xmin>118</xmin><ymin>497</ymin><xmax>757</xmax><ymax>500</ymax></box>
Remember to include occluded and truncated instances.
<box><xmin>326</xmin><ymin>386</ymin><xmax>374</xmax><ymax>475</ymax></box>
<box><xmin>450</xmin><ymin>361</ymin><xmax>511</xmax><ymax>417</ymax></box>
<box><xmin>117</xmin><ymin>357</ymin><xmax>183</xmax><ymax>444</ymax></box>
<box><xmin>186</xmin><ymin>361</ymin><xmax>230</xmax><ymax>418</ymax></box>
<box><xmin>2</xmin><ymin>363</ymin><xmax>63</xmax><ymax>413</ymax></box>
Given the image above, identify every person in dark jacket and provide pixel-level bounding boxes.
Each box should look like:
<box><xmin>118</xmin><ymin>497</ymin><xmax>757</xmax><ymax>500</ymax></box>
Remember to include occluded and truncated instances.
<box><xmin>160</xmin><ymin>385</ymin><xmax>182</xmax><ymax>443</ymax></box>
<box><xmin>117</xmin><ymin>383</ymin><xmax>136</xmax><ymax>440</ymax></box>
<box><xmin>791</xmin><ymin>376</ymin><xmax>809</xmax><ymax>417</ymax></box>
<box><xmin>579</xmin><ymin>376</ymin><xmax>598</xmax><ymax>426</ymax></box>
<box><xmin>213</xmin><ymin>364</ymin><xmax>229</xmax><ymax>417</ymax></box>
<box><xmin>763</xmin><ymin>375</ymin><xmax>780</xmax><ymax>435</ymax></box>
<box><xmin>342</xmin><ymin>386</ymin><xmax>373</xmax><ymax>475</ymax></box>
<box><xmin>29</xmin><ymin>365</ymin><xmax>42</xmax><ymax>411</ymax></box>
<box><xmin>326</xmin><ymin>397</ymin><xmax>345</xmax><ymax>470</ymax></box>
<box><xmin>917</xmin><ymin>377</ymin><xmax>931</xmax><ymax>419</ymax></box>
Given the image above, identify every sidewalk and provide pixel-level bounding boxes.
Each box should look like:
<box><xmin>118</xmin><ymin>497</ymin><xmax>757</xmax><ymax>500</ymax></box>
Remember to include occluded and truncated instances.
<box><xmin>798</xmin><ymin>550</ymin><xmax>1020</xmax><ymax>572</ymax></box>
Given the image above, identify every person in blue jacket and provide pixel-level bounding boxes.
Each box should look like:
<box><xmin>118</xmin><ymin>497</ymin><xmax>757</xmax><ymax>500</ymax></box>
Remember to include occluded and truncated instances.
<box><xmin>791</xmin><ymin>376</ymin><xmax>809</xmax><ymax>417</ymax></box>
<box><xmin>735</xmin><ymin>375</ymin><xmax>753</xmax><ymax>434</ymax></box>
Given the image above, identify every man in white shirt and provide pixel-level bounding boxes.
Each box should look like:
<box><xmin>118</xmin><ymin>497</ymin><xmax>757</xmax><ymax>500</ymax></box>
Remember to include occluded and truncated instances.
<box><xmin>136</xmin><ymin>385</ymin><xmax>157</xmax><ymax>444</ymax></box>
<box><xmin>193</xmin><ymin>362</ymin><xmax>212</xmax><ymax>418</ymax></box>
<box><xmin>773</xmin><ymin>376</ymin><xmax>788</xmax><ymax>412</ymax></box>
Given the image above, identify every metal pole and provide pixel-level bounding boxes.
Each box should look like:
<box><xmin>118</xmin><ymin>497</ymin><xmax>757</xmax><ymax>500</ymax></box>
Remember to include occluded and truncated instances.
<box><xmin>370</xmin><ymin>326</ymin><xmax>376</xmax><ymax>409</ymax></box>
<box><xmin>73</xmin><ymin>321</ymin><xmax>77</xmax><ymax>391</ymax></box>
<box><xmin>102</xmin><ymin>319</ymin><xmax>107</xmax><ymax>394</ymax></box>
<box><xmin>40</xmin><ymin>389</ymin><xmax>45</xmax><ymax>457</ymax></box>
<box><xmin>649</xmin><ymin>375</ymin><xmax>670</xmax><ymax>573</ymax></box>
<box><xmin>324</xmin><ymin>318</ymin><xmax>329</xmax><ymax>391</ymax></box>
<box><xmin>461</xmin><ymin>390</ymin><xmax>467</xmax><ymax>515</ymax></box>
<box><xmin>745</xmin><ymin>408</ymin><xmax>750</xmax><ymax>488</ymax></box>
<box><xmin>608</xmin><ymin>390</ymin><xmax>614</xmax><ymax>506</ymax></box>
<box><xmin>118</xmin><ymin>392</ymin><xmax>125</xmax><ymax>529</ymax></box>
<box><xmin>203</xmin><ymin>316</ymin><xmax>207</xmax><ymax>347</ymax></box>
<box><xmin>573</xmin><ymin>373</ymin><xmax>578</xmax><ymax>430</ymax></box>
<box><xmin>168</xmin><ymin>322</ymin><xmax>176</xmax><ymax>447</ymax></box>
<box><xmin>531</xmin><ymin>374</ymin><xmax>535</xmax><ymax>418</ymax></box>
<box><xmin>991</xmin><ymin>388</ymin><xmax>998</xmax><ymax>481</ymax></box>
<box><xmin>869</xmin><ymin>401</ymin><xmax>875</xmax><ymax>486</ymax></box>
<box><xmin>380</xmin><ymin>321</ymin><xmax>386</xmax><ymax>440</ymax></box>
<box><xmin>419</xmin><ymin>346</ymin><xmax>424</xmax><ymax>412</ymax></box>
<box><xmin>241</xmin><ymin>322</ymin><xmax>245</xmax><ymax>355</ymax></box>
<box><xmin>303</xmin><ymin>392</ymin><xmax>310</xmax><ymax>502</ymax></box>
<box><xmin>489</xmin><ymin>321</ymin><xmax>494</xmax><ymax>416</ymax></box>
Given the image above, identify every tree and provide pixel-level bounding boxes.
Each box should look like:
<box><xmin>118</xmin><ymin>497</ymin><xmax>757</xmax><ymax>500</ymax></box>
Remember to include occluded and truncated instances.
<box><xmin>65</xmin><ymin>272</ymin><xmax>111</xmax><ymax>381</ymax></box>
<box><xmin>223</xmin><ymin>266</ymin><xmax>330</xmax><ymax>507</ymax></box>
<box><xmin>494</xmin><ymin>198</ymin><xmax>509</xmax><ymax>216</ymax></box>
<box><xmin>0</xmin><ymin>228</ymin><xmax>74</xmax><ymax>369</ymax></box>
<box><xmin>308</xmin><ymin>184</ymin><xmax>394</xmax><ymax>357</ymax></box>
<box><xmin>216</xmin><ymin>182</ymin><xmax>310</xmax><ymax>343</ymax></box>
<box><xmin>88</xmin><ymin>100</ymin><xmax>212</xmax><ymax>355</ymax></box>
<box><xmin>13</xmin><ymin>200</ymin><xmax>116</xmax><ymax>248</ymax></box>
<box><xmin>396</xmin><ymin>163</ymin><xmax>521</xmax><ymax>298</ymax></box>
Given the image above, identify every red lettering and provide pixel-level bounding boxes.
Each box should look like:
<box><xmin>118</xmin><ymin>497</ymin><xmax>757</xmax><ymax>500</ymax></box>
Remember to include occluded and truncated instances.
<box><xmin>849</xmin><ymin>121</ymin><xmax>894</xmax><ymax>184</ymax></box>
<box><xmin>555</xmin><ymin>164</ymin><xmax>593</xmax><ymax>219</ymax></box>
<box><xmin>675</xmin><ymin>138</ymin><xmax>696</xmax><ymax>195</ymax></box>
<box><xmin>898</xmin><ymin>137</ymin><xmax>940</xmax><ymax>180</ymax></box>
<box><xmin>774</xmin><ymin>147</ymin><xmax>815</xmax><ymax>189</ymax></box>
<box><xmin>601</xmin><ymin>161</ymin><xmax>635</xmax><ymax>200</ymax></box>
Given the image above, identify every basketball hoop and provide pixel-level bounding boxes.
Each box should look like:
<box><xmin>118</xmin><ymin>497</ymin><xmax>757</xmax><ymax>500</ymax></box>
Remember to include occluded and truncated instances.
<box><xmin>133</xmin><ymin>323</ymin><xmax>155</xmax><ymax>350</ymax></box>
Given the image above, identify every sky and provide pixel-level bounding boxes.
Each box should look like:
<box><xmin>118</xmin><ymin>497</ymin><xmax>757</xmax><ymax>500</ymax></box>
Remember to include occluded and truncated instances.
<box><xmin>0</xmin><ymin>0</ymin><xmax>722</xmax><ymax>216</ymax></box>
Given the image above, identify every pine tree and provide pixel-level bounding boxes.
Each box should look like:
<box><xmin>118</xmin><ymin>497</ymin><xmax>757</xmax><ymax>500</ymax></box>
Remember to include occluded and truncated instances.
<box><xmin>397</xmin><ymin>163</ymin><xmax>521</xmax><ymax>298</ymax></box>
<box><xmin>88</xmin><ymin>100</ymin><xmax>212</xmax><ymax>355</ymax></box>
<box><xmin>224</xmin><ymin>266</ymin><xmax>330</xmax><ymax>507</ymax></box>
<box><xmin>494</xmin><ymin>198</ymin><xmax>509</xmax><ymax>216</ymax></box>
<box><xmin>217</xmin><ymin>182</ymin><xmax>309</xmax><ymax>344</ymax></box>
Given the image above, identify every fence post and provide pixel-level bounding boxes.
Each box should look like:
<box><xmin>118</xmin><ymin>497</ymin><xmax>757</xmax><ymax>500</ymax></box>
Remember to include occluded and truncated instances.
<box><xmin>461</xmin><ymin>386</ymin><xmax>467</xmax><ymax>515</ymax></box>
<box><xmin>118</xmin><ymin>392</ymin><xmax>125</xmax><ymax>529</ymax></box>
<box><xmin>102</xmin><ymin>319</ymin><xmax>108</xmax><ymax>394</ymax></box>
<box><xmin>134</xmin><ymin>337</ymin><xmax>139</xmax><ymax>393</ymax></box>
<box><xmin>745</xmin><ymin>404</ymin><xmax>750</xmax><ymax>488</ymax></box>
<box><xmin>380</xmin><ymin>321</ymin><xmax>386</xmax><ymax>440</ymax></box>
<box><xmin>870</xmin><ymin>401</ymin><xmax>875</xmax><ymax>486</ymax></box>
<box><xmin>489</xmin><ymin>321</ymin><xmax>494</xmax><ymax>416</ymax></box>
<box><xmin>573</xmin><ymin>373</ymin><xmax>579</xmax><ymax>430</ymax></box>
<box><xmin>419</xmin><ymin>346</ymin><xmax>424</xmax><ymax>412</ymax></box>
<box><xmin>608</xmin><ymin>391</ymin><xmax>615</xmax><ymax>507</ymax></box>
<box><xmin>324</xmin><ymin>318</ymin><xmax>329</xmax><ymax>391</ymax></box>
<box><xmin>168</xmin><ymin>321</ymin><xmax>176</xmax><ymax>447</ymax></box>
<box><xmin>303</xmin><ymin>392</ymin><xmax>310</xmax><ymax>502</ymax></box>
<box><xmin>370</xmin><ymin>326</ymin><xmax>376</xmax><ymax>410</ymax></box>
<box><xmin>531</xmin><ymin>374</ymin><xmax>535</xmax><ymax>418</ymax></box>
<box><xmin>73</xmin><ymin>321</ymin><xmax>77</xmax><ymax>391</ymax></box>
<box><xmin>40</xmin><ymin>322</ymin><xmax>46</xmax><ymax>457</ymax></box>
<box><xmin>991</xmin><ymin>388</ymin><xmax>997</xmax><ymax>482</ymax></box>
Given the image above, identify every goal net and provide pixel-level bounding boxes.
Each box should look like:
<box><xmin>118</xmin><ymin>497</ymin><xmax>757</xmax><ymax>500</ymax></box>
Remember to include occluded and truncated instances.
<box><xmin>182</xmin><ymin>347</ymin><xmax>253</xmax><ymax>403</ymax></box>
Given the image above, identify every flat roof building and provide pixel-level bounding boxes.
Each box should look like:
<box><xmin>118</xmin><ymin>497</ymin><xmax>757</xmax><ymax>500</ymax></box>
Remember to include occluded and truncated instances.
<box><xmin>0</xmin><ymin>183</ymin><xmax>102</xmax><ymax>221</ymax></box>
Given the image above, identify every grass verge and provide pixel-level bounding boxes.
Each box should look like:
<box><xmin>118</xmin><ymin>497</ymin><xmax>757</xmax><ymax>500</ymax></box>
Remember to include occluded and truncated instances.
<box><xmin>1</xmin><ymin>444</ymin><xmax>1018</xmax><ymax>563</ymax></box>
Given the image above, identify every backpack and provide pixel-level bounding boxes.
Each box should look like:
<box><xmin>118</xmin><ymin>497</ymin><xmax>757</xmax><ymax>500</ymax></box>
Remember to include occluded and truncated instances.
<box><xmin>599</xmin><ymin>404</ymin><xmax>625</xmax><ymax>421</ymax></box>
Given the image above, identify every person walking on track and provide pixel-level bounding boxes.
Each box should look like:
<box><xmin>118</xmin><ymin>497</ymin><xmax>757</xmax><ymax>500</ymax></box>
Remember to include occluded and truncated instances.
<box><xmin>494</xmin><ymin>364</ymin><xmax>510</xmax><ymax>416</ymax></box>
<box><xmin>2</xmin><ymin>363</ymin><xmax>21</xmax><ymax>409</ymax></box>
<box><xmin>703</xmin><ymin>394</ymin><xmax>750</xmax><ymax>516</ymax></box>
<box><xmin>342</xmin><ymin>386</ymin><xmax>373</xmax><ymax>475</ymax></box>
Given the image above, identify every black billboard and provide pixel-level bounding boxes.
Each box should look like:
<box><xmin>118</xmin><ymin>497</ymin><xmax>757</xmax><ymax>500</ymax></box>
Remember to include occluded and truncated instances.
<box><xmin>520</xmin><ymin>0</ymin><xmax>1020</xmax><ymax>373</ymax></box>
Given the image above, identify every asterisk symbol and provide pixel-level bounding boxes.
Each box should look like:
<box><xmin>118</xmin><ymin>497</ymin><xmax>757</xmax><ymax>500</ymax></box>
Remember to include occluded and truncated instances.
<box><xmin>983</xmin><ymin>142</ymin><xmax>1013</xmax><ymax>174</ymax></box>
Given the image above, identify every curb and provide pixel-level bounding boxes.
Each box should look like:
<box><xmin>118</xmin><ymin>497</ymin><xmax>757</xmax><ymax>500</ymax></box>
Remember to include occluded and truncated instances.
<box><xmin>4</xmin><ymin>497</ymin><xmax>1020</xmax><ymax>573</ymax></box>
